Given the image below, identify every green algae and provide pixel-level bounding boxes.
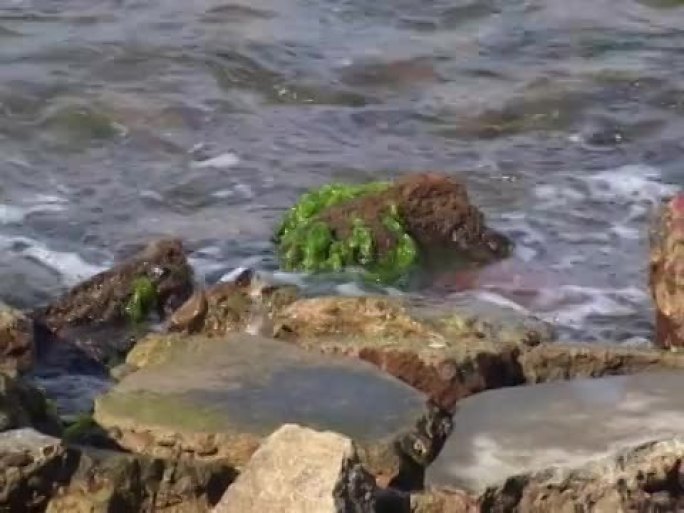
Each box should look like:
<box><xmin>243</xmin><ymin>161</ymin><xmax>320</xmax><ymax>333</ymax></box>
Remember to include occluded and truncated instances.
<box><xmin>276</xmin><ymin>181</ymin><xmax>390</xmax><ymax>242</ymax></box>
<box><xmin>276</xmin><ymin>184</ymin><xmax>419</xmax><ymax>283</ymax></box>
<box><xmin>374</xmin><ymin>204</ymin><xmax>419</xmax><ymax>283</ymax></box>
<box><xmin>96</xmin><ymin>391</ymin><xmax>229</xmax><ymax>433</ymax></box>
<box><xmin>63</xmin><ymin>413</ymin><xmax>97</xmax><ymax>442</ymax></box>
<box><xmin>124</xmin><ymin>277</ymin><xmax>158</xmax><ymax>324</ymax></box>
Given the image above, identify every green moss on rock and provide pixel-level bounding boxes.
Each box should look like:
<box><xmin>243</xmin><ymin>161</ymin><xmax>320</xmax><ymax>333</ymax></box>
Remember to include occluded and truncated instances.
<box><xmin>277</xmin><ymin>182</ymin><xmax>390</xmax><ymax>241</ymax></box>
<box><xmin>124</xmin><ymin>277</ymin><xmax>158</xmax><ymax>324</ymax></box>
<box><xmin>275</xmin><ymin>183</ymin><xmax>418</xmax><ymax>283</ymax></box>
<box><xmin>63</xmin><ymin>413</ymin><xmax>97</xmax><ymax>442</ymax></box>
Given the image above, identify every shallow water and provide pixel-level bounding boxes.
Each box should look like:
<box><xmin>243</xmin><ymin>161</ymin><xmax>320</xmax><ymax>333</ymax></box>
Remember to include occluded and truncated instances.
<box><xmin>2</xmin><ymin>0</ymin><xmax>684</xmax><ymax>344</ymax></box>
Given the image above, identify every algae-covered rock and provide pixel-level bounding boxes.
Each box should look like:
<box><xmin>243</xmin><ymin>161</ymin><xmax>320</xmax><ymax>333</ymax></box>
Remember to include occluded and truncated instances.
<box><xmin>94</xmin><ymin>334</ymin><xmax>451</xmax><ymax>487</ymax></box>
<box><xmin>37</xmin><ymin>238</ymin><xmax>193</xmax><ymax>331</ymax></box>
<box><xmin>212</xmin><ymin>424</ymin><xmax>376</xmax><ymax>513</ymax></box>
<box><xmin>0</xmin><ymin>303</ymin><xmax>34</xmax><ymax>374</ymax></box>
<box><xmin>274</xmin><ymin>173</ymin><xmax>511</xmax><ymax>282</ymax></box>
<box><xmin>167</xmin><ymin>269</ymin><xmax>298</xmax><ymax>337</ymax></box>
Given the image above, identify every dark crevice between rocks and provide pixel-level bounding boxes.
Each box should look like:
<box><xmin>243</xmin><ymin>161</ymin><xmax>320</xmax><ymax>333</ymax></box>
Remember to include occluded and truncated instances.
<box><xmin>333</xmin><ymin>456</ymin><xmax>378</xmax><ymax>513</ymax></box>
<box><xmin>391</xmin><ymin>401</ymin><xmax>453</xmax><ymax>492</ymax></box>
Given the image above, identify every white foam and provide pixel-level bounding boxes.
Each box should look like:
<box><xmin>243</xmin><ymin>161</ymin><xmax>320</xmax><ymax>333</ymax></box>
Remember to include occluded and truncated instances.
<box><xmin>191</xmin><ymin>152</ymin><xmax>240</xmax><ymax>169</ymax></box>
<box><xmin>218</xmin><ymin>266</ymin><xmax>252</xmax><ymax>283</ymax></box>
<box><xmin>335</xmin><ymin>282</ymin><xmax>369</xmax><ymax>296</ymax></box>
<box><xmin>269</xmin><ymin>271</ymin><xmax>309</xmax><ymax>287</ymax></box>
<box><xmin>0</xmin><ymin>204</ymin><xmax>26</xmax><ymax>224</ymax></box>
<box><xmin>20</xmin><ymin>243</ymin><xmax>106</xmax><ymax>285</ymax></box>
<box><xmin>0</xmin><ymin>236</ymin><xmax>107</xmax><ymax>285</ymax></box>
<box><xmin>535</xmin><ymin>285</ymin><xmax>648</xmax><ymax>328</ymax></box>
<box><xmin>586</xmin><ymin>165</ymin><xmax>676</xmax><ymax>204</ymax></box>
<box><xmin>469</xmin><ymin>290</ymin><xmax>531</xmax><ymax>314</ymax></box>
<box><xmin>0</xmin><ymin>194</ymin><xmax>69</xmax><ymax>224</ymax></box>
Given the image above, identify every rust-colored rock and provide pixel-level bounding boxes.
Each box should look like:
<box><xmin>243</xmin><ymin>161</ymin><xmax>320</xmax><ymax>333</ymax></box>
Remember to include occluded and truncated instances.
<box><xmin>274</xmin><ymin>296</ymin><xmax>543</xmax><ymax>411</ymax></box>
<box><xmin>168</xmin><ymin>269</ymin><xmax>298</xmax><ymax>337</ymax></box>
<box><xmin>319</xmin><ymin>173</ymin><xmax>511</xmax><ymax>263</ymax></box>
<box><xmin>274</xmin><ymin>296</ymin><xmax>684</xmax><ymax>412</ymax></box>
<box><xmin>650</xmin><ymin>193</ymin><xmax>684</xmax><ymax>349</ymax></box>
<box><xmin>0</xmin><ymin>304</ymin><xmax>34</xmax><ymax>373</ymax></box>
<box><xmin>37</xmin><ymin>238</ymin><xmax>193</xmax><ymax>331</ymax></box>
<box><xmin>273</xmin><ymin>296</ymin><xmax>438</xmax><ymax>342</ymax></box>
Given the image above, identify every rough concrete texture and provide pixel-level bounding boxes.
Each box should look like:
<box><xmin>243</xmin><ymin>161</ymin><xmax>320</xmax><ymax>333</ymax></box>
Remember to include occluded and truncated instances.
<box><xmin>212</xmin><ymin>424</ymin><xmax>376</xmax><ymax>513</ymax></box>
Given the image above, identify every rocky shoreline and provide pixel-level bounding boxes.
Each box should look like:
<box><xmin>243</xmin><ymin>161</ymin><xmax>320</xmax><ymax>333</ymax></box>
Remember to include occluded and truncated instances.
<box><xmin>1</xmin><ymin>174</ymin><xmax>683</xmax><ymax>512</ymax></box>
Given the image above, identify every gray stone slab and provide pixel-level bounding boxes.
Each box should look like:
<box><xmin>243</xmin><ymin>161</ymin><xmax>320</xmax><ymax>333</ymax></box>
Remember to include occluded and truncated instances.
<box><xmin>427</xmin><ymin>370</ymin><xmax>684</xmax><ymax>493</ymax></box>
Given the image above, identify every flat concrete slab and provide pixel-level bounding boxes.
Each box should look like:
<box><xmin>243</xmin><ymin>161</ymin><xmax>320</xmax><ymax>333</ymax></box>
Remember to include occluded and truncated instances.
<box><xmin>427</xmin><ymin>370</ymin><xmax>684</xmax><ymax>493</ymax></box>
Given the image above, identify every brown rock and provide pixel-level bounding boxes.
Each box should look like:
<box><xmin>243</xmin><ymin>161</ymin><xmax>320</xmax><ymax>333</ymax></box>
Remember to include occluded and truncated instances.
<box><xmin>411</xmin><ymin>489</ymin><xmax>479</xmax><ymax>513</ymax></box>
<box><xmin>274</xmin><ymin>296</ymin><xmax>684</xmax><ymax>412</ymax></box>
<box><xmin>0</xmin><ymin>304</ymin><xmax>34</xmax><ymax>373</ymax></box>
<box><xmin>211</xmin><ymin>424</ymin><xmax>376</xmax><ymax>513</ymax></box>
<box><xmin>37</xmin><ymin>238</ymin><xmax>193</xmax><ymax>331</ymax></box>
<box><xmin>650</xmin><ymin>193</ymin><xmax>684</xmax><ymax>349</ymax></box>
<box><xmin>0</xmin><ymin>428</ymin><xmax>66</xmax><ymax>512</ymax></box>
<box><xmin>319</xmin><ymin>173</ymin><xmax>511</xmax><ymax>264</ymax></box>
<box><xmin>168</xmin><ymin>269</ymin><xmax>298</xmax><ymax>337</ymax></box>
<box><xmin>46</xmin><ymin>446</ymin><xmax>234</xmax><ymax>513</ymax></box>
<box><xmin>274</xmin><ymin>296</ymin><xmax>541</xmax><ymax>411</ymax></box>
<box><xmin>0</xmin><ymin>427</ymin><xmax>234</xmax><ymax>513</ymax></box>
<box><xmin>273</xmin><ymin>296</ymin><xmax>438</xmax><ymax>342</ymax></box>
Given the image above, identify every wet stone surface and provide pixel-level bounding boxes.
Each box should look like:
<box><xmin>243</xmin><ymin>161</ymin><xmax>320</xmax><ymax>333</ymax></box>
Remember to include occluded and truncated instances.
<box><xmin>95</xmin><ymin>334</ymin><xmax>450</xmax><ymax>484</ymax></box>
<box><xmin>427</xmin><ymin>370</ymin><xmax>684</xmax><ymax>494</ymax></box>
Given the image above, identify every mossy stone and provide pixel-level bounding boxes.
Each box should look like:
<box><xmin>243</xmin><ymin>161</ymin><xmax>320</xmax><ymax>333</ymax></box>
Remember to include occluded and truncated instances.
<box><xmin>275</xmin><ymin>183</ymin><xmax>418</xmax><ymax>283</ymax></box>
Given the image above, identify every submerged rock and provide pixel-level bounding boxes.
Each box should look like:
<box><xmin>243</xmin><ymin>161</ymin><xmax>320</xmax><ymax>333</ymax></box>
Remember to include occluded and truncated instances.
<box><xmin>212</xmin><ymin>424</ymin><xmax>376</xmax><ymax>513</ymax></box>
<box><xmin>167</xmin><ymin>269</ymin><xmax>298</xmax><ymax>337</ymax></box>
<box><xmin>274</xmin><ymin>173</ymin><xmax>511</xmax><ymax>283</ymax></box>
<box><xmin>427</xmin><ymin>371</ymin><xmax>684</xmax><ymax>498</ymax></box>
<box><xmin>274</xmin><ymin>295</ymin><xmax>684</xmax><ymax>412</ymax></box>
<box><xmin>37</xmin><ymin>238</ymin><xmax>193</xmax><ymax>331</ymax></box>
<box><xmin>650</xmin><ymin>193</ymin><xmax>684</xmax><ymax>349</ymax></box>
<box><xmin>0</xmin><ymin>303</ymin><xmax>34</xmax><ymax>373</ymax></box>
<box><xmin>94</xmin><ymin>334</ymin><xmax>451</xmax><ymax>487</ymax></box>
